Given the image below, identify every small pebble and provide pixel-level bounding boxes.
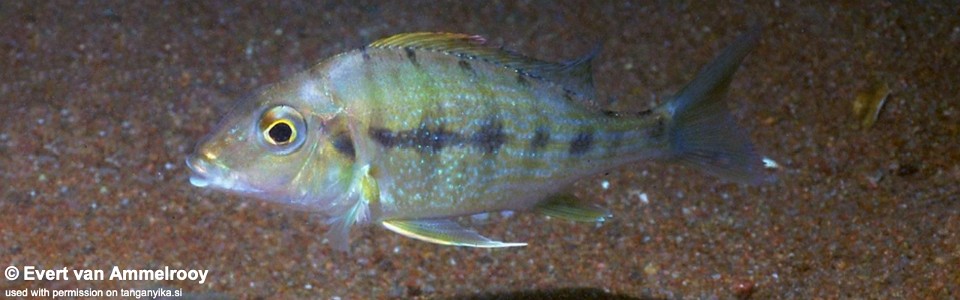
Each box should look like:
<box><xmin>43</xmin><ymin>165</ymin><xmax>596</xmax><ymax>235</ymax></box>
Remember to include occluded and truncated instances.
<box><xmin>762</xmin><ymin>157</ymin><xmax>780</xmax><ymax>169</ymax></box>
<box><xmin>643</xmin><ymin>263</ymin><xmax>658</xmax><ymax>275</ymax></box>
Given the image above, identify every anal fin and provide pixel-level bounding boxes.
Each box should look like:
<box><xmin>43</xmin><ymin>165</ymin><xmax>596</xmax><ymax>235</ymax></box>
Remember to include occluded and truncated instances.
<box><xmin>382</xmin><ymin>219</ymin><xmax>526</xmax><ymax>248</ymax></box>
<box><xmin>535</xmin><ymin>194</ymin><xmax>612</xmax><ymax>223</ymax></box>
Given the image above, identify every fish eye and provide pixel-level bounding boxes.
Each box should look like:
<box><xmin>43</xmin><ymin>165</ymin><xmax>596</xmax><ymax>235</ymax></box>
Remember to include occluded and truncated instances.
<box><xmin>259</xmin><ymin>105</ymin><xmax>306</xmax><ymax>155</ymax></box>
<box><xmin>266</xmin><ymin>120</ymin><xmax>295</xmax><ymax>145</ymax></box>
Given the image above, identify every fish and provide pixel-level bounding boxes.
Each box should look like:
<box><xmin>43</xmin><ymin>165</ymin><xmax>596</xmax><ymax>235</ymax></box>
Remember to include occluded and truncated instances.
<box><xmin>186</xmin><ymin>29</ymin><xmax>764</xmax><ymax>251</ymax></box>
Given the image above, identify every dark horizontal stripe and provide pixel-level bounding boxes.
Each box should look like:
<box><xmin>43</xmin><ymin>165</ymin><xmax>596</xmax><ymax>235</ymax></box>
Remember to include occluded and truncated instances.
<box><xmin>471</xmin><ymin>118</ymin><xmax>506</xmax><ymax>154</ymax></box>
<box><xmin>531</xmin><ymin>126</ymin><xmax>550</xmax><ymax>151</ymax></box>
<box><xmin>569</xmin><ymin>131</ymin><xmax>594</xmax><ymax>156</ymax></box>
<box><xmin>368</xmin><ymin>123</ymin><xmax>462</xmax><ymax>154</ymax></box>
<box><xmin>369</xmin><ymin>117</ymin><xmax>512</xmax><ymax>155</ymax></box>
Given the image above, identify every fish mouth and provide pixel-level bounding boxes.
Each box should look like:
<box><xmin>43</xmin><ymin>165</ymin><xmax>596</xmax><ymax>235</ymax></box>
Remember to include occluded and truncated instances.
<box><xmin>185</xmin><ymin>155</ymin><xmax>263</xmax><ymax>194</ymax></box>
<box><xmin>185</xmin><ymin>155</ymin><xmax>215</xmax><ymax>188</ymax></box>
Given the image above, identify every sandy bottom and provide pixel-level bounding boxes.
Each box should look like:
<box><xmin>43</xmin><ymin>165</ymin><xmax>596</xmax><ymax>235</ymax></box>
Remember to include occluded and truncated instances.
<box><xmin>2</xmin><ymin>1</ymin><xmax>957</xmax><ymax>298</ymax></box>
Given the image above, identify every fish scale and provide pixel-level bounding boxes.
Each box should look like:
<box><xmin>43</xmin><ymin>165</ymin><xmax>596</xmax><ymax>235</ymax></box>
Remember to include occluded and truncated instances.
<box><xmin>327</xmin><ymin>46</ymin><xmax>664</xmax><ymax>217</ymax></box>
<box><xmin>187</xmin><ymin>31</ymin><xmax>763</xmax><ymax>250</ymax></box>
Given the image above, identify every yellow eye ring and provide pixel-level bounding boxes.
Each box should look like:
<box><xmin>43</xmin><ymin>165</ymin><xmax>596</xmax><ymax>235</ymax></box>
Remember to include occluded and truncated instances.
<box><xmin>258</xmin><ymin>105</ymin><xmax>307</xmax><ymax>155</ymax></box>
<box><xmin>263</xmin><ymin>119</ymin><xmax>297</xmax><ymax>145</ymax></box>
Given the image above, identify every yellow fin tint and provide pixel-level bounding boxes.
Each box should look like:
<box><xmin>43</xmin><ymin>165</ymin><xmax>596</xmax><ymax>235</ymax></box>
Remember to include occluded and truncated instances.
<box><xmin>535</xmin><ymin>194</ymin><xmax>611</xmax><ymax>223</ymax></box>
<box><xmin>381</xmin><ymin>219</ymin><xmax>526</xmax><ymax>248</ymax></box>
<box><xmin>360</xmin><ymin>165</ymin><xmax>380</xmax><ymax>205</ymax></box>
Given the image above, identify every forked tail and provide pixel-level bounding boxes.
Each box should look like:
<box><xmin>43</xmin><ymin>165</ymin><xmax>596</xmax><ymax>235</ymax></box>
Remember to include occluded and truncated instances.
<box><xmin>662</xmin><ymin>27</ymin><xmax>764</xmax><ymax>184</ymax></box>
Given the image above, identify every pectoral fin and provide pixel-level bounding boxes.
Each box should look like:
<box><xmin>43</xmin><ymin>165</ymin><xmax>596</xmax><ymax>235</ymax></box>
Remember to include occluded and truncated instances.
<box><xmin>381</xmin><ymin>219</ymin><xmax>526</xmax><ymax>248</ymax></box>
<box><xmin>324</xmin><ymin>164</ymin><xmax>379</xmax><ymax>252</ymax></box>
<box><xmin>535</xmin><ymin>194</ymin><xmax>612</xmax><ymax>223</ymax></box>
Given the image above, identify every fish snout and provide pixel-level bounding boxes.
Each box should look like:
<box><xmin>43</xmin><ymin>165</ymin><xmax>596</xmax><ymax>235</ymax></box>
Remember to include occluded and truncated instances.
<box><xmin>184</xmin><ymin>153</ymin><xmax>265</xmax><ymax>195</ymax></box>
<box><xmin>186</xmin><ymin>155</ymin><xmax>215</xmax><ymax>188</ymax></box>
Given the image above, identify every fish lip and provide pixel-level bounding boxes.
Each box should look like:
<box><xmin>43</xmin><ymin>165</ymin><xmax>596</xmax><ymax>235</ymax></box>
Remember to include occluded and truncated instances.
<box><xmin>185</xmin><ymin>155</ymin><xmax>214</xmax><ymax>188</ymax></box>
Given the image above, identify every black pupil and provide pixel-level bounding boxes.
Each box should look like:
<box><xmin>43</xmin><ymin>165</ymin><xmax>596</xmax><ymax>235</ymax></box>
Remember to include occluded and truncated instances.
<box><xmin>269</xmin><ymin>122</ymin><xmax>293</xmax><ymax>144</ymax></box>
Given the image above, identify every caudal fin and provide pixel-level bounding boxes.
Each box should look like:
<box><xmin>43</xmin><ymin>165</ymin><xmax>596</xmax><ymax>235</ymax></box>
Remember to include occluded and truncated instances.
<box><xmin>663</xmin><ymin>27</ymin><xmax>764</xmax><ymax>184</ymax></box>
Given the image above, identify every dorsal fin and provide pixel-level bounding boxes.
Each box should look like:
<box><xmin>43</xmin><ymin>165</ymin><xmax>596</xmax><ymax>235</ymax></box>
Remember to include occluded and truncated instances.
<box><xmin>543</xmin><ymin>45</ymin><xmax>599</xmax><ymax>103</ymax></box>
<box><xmin>370</xmin><ymin>32</ymin><xmax>598</xmax><ymax>100</ymax></box>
